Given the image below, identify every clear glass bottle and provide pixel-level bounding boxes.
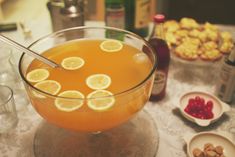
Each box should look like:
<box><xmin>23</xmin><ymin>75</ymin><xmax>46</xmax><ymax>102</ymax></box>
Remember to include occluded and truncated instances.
<box><xmin>215</xmin><ymin>48</ymin><xmax>235</xmax><ymax>103</ymax></box>
<box><xmin>105</xmin><ymin>0</ymin><xmax>125</xmax><ymax>40</ymax></box>
<box><xmin>148</xmin><ymin>14</ymin><xmax>170</xmax><ymax>101</ymax></box>
<box><xmin>125</xmin><ymin>0</ymin><xmax>150</xmax><ymax>37</ymax></box>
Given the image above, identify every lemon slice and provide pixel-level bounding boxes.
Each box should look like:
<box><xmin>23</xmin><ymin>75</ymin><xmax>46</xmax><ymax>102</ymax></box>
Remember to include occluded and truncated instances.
<box><xmin>61</xmin><ymin>57</ymin><xmax>85</xmax><ymax>70</ymax></box>
<box><xmin>34</xmin><ymin>80</ymin><xmax>61</xmax><ymax>95</ymax></box>
<box><xmin>87</xmin><ymin>90</ymin><xmax>115</xmax><ymax>111</ymax></box>
<box><xmin>55</xmin><ymin>90</ymin><xmax>85</xmax><ymax>112</ymax></box>
<box><xmin>31</xmin><ymin>90</ymin><xmax>46</xmax><ymax>99</ymax></box>
<box><xmin>86</xmin><ymin>74</ymin><xmax>111</xmax><ymax>90</ymax></box>
<box><xmin>100</xmin><ymin>40</ymin><xmax>123</xmax><ymax>52</ymax></box>
<box><xmin>26</xmin><ymin>68</ymin><xmax>49</xmax><ymax>82</ymax></box>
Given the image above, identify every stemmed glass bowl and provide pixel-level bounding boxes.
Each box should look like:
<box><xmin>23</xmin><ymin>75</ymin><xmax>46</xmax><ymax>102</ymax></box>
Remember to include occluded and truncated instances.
<box><xmin>18</xmin><ymin>27</ymin><xmax>157</xmax><ymax>132</ymax></box>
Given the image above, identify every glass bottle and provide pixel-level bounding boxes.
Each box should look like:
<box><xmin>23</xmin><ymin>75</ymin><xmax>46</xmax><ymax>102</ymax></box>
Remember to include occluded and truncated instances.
<box><xmin>125</xmin><ymin>0</ymin><xmax>150</xmax><ymax>37</ymax></box>
<box><xmin>105</xmin><ymin>0</ymin><xmax>125</xmax><ymax>40</ymax></box>
<box><xmin>47</xmin><ymin>0</ymin><xmax>64</xmax><ymax>32</ymax></box>
<box><xmin>215</xmin><ymin>48</ymin><xmax>235</xmax><ymax>103</ymax></box>
<box><xmin>48</xmin><ymin>0</ymin><xmax>84</xmax><ymax>31</ymax></box>
<box><xmin>60</xmin><ymin>0</ymin><xmax>85</xmax><ymax>29</ymax></box>
<box><xmin>148</xmin><ymin>14</ymin><xmax>170</xmax><ymax>101</ymax></box>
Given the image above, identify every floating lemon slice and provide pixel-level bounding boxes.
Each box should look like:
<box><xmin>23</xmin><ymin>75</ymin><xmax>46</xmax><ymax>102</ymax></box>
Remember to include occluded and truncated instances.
<box><xmin>86</xmin><ymin>74</ymin><xmax>111</xmax><ymax>90</ymax></box>
<box><xmin>100</xmin><ymin>40</ymin><xmax>123</xmax><ymax>52</ymax></box>
<box><xmin>61</xmin><ymin>57</ymin><xmax>85</xmax><ymax>70</ymax></box>
<box><xmin>55</xmin><ymin>90</ymin><xmax>85</xmax><ymax>112</ymax></box>
<box><xmin>26</xmin><ymin>68</ymin><xmax>49</xmax><ymax>83</ymax></box>
<box><xmin>87</xmin><ymin>90</ymin><xmax>115</xmax><ymax>111</ymax></box>
<box><xmin>34</xmin><ymin>80</ymin><xmax>61</xmax><ymax>95</ymax></box>
<box><xmin>31</xmin><ymin>90</ymin><xmax>46</xmax><ymax>99</ymax></box>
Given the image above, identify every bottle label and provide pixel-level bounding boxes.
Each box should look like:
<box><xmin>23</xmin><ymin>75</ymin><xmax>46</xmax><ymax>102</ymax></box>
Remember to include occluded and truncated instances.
<box><xmin>135</xmin><ymin>0</ymin><xmax>150</xmax><ymax>29</ymax></box>
<box><xmin>106</xmin><ymin>7</ymin><xmax>125</xmax><ymax>29</ymax></box>
<box><xmin>152</xmin><ymin>70</ymin><xmax>166</xmax><ymax>95</ymax></box>
<box><xmin>216</xmin><ymin>62</ymin><xmax>235</xmax><ymax>102</ymax></box>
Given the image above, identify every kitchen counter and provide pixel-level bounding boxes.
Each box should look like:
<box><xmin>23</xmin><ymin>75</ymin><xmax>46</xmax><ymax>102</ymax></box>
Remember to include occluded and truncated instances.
<box><xmin>0</xmin><ymin>1</ymin><xmax>235</xmax><ymax>156</ymax></box>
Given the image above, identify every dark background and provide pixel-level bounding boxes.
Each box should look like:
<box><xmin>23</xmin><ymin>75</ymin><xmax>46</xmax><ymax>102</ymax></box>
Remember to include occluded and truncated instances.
<box><xmin>157</xmin><ymin>0</ymin><xmax>235</xmax><ymax>24</ymax></box>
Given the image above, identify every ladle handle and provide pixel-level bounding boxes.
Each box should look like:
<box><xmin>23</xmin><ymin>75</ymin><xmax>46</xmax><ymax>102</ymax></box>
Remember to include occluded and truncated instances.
<box><xmin>0</xmin><ymin>34</ymin><xmax>59</xmax><ymax>68</ymax></box>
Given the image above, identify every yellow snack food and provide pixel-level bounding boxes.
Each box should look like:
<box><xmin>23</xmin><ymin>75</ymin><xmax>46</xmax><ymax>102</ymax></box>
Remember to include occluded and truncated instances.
<box><xmin>221</xmin><ymin>31</ymin><xmax>233</xmax><ymax>42</ymax></box>
<box><xmin>180</xmin><ymin>17</ymin><xmax>200</xmax><ymax>29</ymax></box>
<box><xmin>200</xmin><ymin>49</ymin><xmax>222</xmax><ymax>61</ymax></box>
<box><xmin>205</xmin><ymin>29</ymin><xmax>219</xmax><ymax>42</ymax></box>
<box><xmin>165</xmin><ymin>32</ymin><xmax>178</xmax><ymax>46</ymax></box>
<box><xmin>164</xmin><ymin>17</ymin><xmax>234</xmax><ymax>61</ymax></box>
<box><xmin>204</xmin><ymin>22</ymin><xmax>219</xmax><ymax>31</ymax></box>
<box><xmin>202</xmin><ymin>41</ymin><xmax>218</xmax><ymax>51</ymax></box>
<box><xmin>164</xmin><ymin>20</ymin><xmax>180</xmax><ymax>32</ymax></box>
<box><xmin>220</xmin><ymin>41</ymin><xmax>234</xmax><ymax>54</ymax></box>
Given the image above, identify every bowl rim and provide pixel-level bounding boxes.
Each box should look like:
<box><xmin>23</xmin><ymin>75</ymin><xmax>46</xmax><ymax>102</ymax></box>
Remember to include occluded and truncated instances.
<box><xmin>18</xmin><ymin>26</ymin><xmax>157</xmax><ymax>100</ymax></box>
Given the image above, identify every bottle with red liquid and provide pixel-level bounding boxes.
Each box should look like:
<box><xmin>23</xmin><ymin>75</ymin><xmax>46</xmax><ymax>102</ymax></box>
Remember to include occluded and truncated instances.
<box><xmin>148</xmin><ymin>14</ymin><xmax>170</xmax><ymax>101</ymax></box>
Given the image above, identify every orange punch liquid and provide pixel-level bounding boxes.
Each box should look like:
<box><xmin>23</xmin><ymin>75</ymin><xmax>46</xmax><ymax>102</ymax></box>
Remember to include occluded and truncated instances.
<box><xmin>26</xmin><ymin>39</ymin><xmax>153</xmax><ymax>132</ymax></box>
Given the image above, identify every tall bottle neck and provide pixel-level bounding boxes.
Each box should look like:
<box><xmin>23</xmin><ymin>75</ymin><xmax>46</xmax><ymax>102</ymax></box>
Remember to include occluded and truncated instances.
<box><xmin>149</xmin><ymin>22</ymin><xmax>165</xmax><ymax>40</ymax></box>
<box><xmin>149</xmin><ymin>14</ymin><xmax>166</xmax><ymax>40</ymax></box>
<box><xmin>155</xmin><ymin>22</ymin><xmax>165</xmax><ymax>40</ymax></box>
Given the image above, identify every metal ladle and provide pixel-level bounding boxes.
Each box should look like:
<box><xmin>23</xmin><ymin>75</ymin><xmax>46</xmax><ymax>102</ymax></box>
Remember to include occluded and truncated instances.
<box><xmin>0</xmin><ymin>34</ymin><xmax>59</xmax><ymax>68</ymax></box>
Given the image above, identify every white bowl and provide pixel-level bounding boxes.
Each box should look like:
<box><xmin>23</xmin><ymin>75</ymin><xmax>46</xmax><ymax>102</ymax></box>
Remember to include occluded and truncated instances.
<box><xmin>178</xmin><ymin>91</ymin><xmax>230</xmax><ymax>126</ymax></box>
<box><xmin>184</xmin><ymin>131</ymin><xmax>235</xmax><ymax>157</ymax></box>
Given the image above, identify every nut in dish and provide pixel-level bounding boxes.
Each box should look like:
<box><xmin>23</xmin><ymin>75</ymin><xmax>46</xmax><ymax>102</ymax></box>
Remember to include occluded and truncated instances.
<box><xmin>193</xmin><ymin>143</ymin><xmax>226</xmax><ymax>157</ymax></box>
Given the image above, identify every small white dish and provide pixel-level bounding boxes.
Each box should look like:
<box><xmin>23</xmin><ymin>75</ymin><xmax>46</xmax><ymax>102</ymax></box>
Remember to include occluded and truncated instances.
<box><xmin>178</xmin><ymin>91</ymin><xmax>230</xmax><ymax>126</ymax></box>
<box><xmin>184</xmin><ymin>131</ymin><xmax>235</xmax><ymax>157</ymax></box>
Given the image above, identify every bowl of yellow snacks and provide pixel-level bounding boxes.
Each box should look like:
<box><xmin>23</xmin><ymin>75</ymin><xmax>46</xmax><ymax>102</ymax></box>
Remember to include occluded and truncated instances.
<box><xmin>163</xmin><ymin>17</ymin><xmax>234</xmax><ymax>62</ymax></box>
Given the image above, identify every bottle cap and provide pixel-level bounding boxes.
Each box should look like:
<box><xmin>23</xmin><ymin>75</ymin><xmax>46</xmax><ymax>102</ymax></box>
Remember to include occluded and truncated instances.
<box><xmin>153</xmin><ymin>14</ymin><xmax>165</xmax><ymax>23</ymax></box>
